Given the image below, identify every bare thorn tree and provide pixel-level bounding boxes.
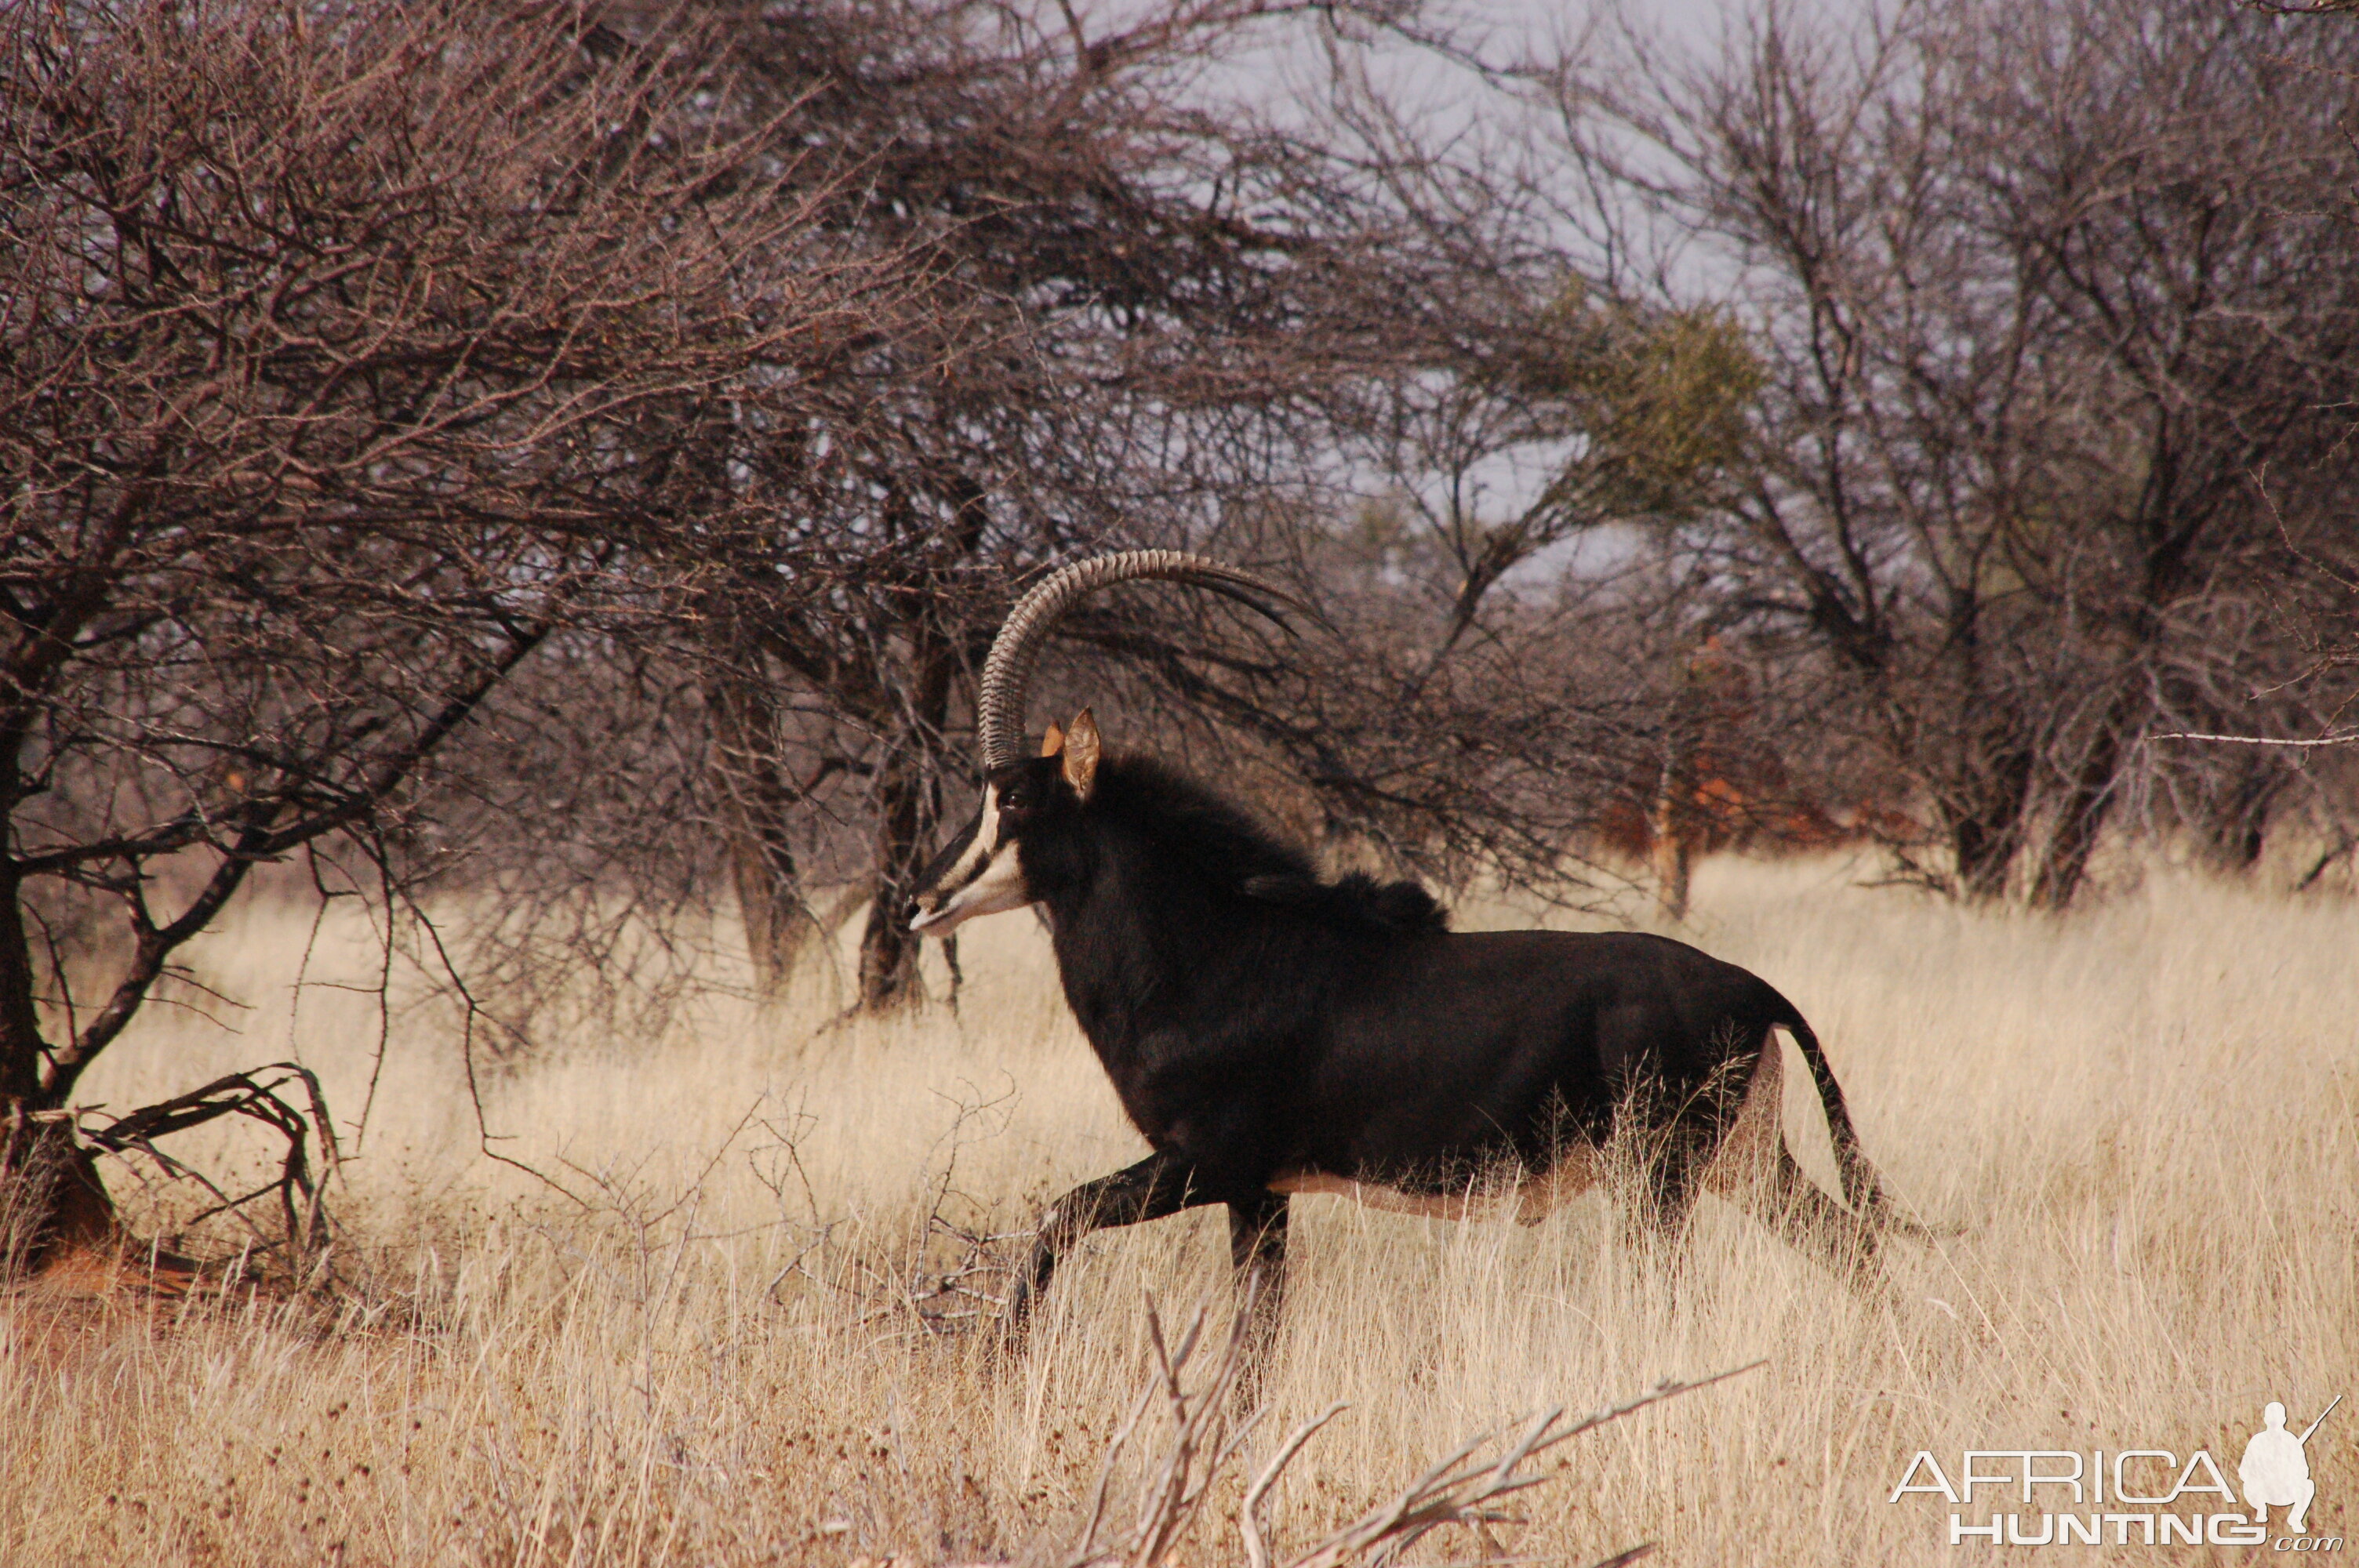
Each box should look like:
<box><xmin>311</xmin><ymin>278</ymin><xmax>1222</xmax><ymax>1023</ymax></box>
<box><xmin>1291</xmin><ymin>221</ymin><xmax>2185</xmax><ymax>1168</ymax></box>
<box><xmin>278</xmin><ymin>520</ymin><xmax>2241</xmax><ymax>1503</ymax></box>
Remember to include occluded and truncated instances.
<box><xmin>0</xmin><ymin>0</ymin><xmax>907</xmax><ymax>1273</ymax></box>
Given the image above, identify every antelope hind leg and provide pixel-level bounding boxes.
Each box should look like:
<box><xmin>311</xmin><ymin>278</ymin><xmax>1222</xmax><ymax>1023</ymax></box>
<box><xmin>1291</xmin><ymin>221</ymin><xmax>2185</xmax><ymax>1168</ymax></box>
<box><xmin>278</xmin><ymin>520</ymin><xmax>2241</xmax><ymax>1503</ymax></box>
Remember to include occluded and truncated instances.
<box><xmin>1705</xmin><ymin>1044</ymin><xmax>1888</xmax><ymax>1283</ymax></box>
<box><xmin>1227</xmin><ymin>1193</ymin><xmax>1289</xmax><ymax>1409</ymax></box>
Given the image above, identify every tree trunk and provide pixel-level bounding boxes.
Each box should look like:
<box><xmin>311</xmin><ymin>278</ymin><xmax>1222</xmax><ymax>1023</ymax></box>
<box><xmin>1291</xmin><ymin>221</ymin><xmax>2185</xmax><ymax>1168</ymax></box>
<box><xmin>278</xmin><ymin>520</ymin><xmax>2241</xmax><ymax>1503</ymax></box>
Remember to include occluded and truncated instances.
<box><xmin>858</xmin><ymin>739</ymin><xmax>941</xmax><ymax>1009</ymax></box>
<box><xmin>2029</xmin><ymin>717</ymin><xmax>2126</xmax><ymax>910</ymax></box>
<box><xmin>1649</xmin><ymin>755</ymin><xmax>1696</xmax><ymax>923</ymax></box>
<box><xmin>1947</xmin><ymin>734</ymin><xmax>2037</xmax><ymax>900</ymax></box>
<box><xmin>857</xmin><ymin>629</ymin><xmax>958</xmax><ymax>1011</ymax></box>
<box><xmin>857</xmin><ymin>747</ymin><xmax>936</xmax><ymax>1009</ymax></box>
<box><xmin>706</xmin><ymin>667</ymin><xmax>813</xmax><ymax>996</ymax></box>
<box><xmin>2194</xmin><ymin>755</ymin><xmax>2283</xmax><ymax>874</ymax></box>
<box><xmin>0</xmin><ymin>862</ymin><xmax>115</xmax><ymax>1275</ymax></box>
<box><xmin>1</xmin><ymin>1116</ymin><xmax>114</xmax><ymax>1276</ymax></box>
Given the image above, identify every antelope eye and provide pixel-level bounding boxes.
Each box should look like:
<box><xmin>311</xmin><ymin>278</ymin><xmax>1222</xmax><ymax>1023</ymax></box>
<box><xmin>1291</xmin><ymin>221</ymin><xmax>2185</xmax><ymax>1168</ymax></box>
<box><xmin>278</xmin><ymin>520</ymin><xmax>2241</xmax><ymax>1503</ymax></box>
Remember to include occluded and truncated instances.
<box><xmin>999</xmin><ymin>783</ymin><xmax>1030</xmax><ymax>811</ymax></box>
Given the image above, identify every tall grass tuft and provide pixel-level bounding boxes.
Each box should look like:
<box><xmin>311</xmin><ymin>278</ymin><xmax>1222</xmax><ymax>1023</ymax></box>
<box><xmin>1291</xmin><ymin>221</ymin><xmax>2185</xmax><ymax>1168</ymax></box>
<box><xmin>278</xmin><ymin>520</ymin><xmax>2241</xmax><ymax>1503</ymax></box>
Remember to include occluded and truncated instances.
<box><xmin>3</xmin><ymin>858</ymin><xmax>2351</xmax><ymax>1564</ymax></box>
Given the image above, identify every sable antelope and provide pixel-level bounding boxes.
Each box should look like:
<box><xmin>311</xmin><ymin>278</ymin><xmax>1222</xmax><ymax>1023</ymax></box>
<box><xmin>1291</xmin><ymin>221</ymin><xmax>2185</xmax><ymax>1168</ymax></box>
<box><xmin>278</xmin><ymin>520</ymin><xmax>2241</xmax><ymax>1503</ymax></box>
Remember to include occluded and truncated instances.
<box><xmin>910</xmin><ymin>552</ymin><xmax>1910</xmax><ymax>1349</ymax></box>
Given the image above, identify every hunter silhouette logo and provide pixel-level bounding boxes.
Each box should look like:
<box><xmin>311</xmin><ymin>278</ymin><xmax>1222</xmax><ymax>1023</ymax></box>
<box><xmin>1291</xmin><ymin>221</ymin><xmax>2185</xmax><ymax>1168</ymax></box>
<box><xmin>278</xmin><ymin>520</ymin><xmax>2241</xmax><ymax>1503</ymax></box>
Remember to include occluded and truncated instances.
<box><xmin>1888</xmin><ymin>1394</ymin><xmax>2344</xmax><ymax>1548</ymax></box>
<box><xmin>2242</xmin><ymin>1397</ymin><xmax>2338</xmax><ymax>1536</ymax></box>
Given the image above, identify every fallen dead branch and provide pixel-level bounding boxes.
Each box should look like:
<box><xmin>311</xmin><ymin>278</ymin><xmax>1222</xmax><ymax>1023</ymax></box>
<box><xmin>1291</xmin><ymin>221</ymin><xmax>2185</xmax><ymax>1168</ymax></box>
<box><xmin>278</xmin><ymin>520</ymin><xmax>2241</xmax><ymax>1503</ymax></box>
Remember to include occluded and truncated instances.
<box><xmin>1067</xmin><ymin>1294</ymin><xmax>1763</xmax><ymax>1568</ymax></box>
<box><xmin>60</xmin><ymin>1061</ymin><xmax>343</xmax><ymax>1287</ymax></box>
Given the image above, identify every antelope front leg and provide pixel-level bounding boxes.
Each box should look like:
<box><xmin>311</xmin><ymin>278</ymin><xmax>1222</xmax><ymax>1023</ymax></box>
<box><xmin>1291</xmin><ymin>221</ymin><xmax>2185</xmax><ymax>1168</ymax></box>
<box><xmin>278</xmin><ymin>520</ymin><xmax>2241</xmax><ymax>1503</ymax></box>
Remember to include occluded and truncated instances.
<box><xmin>1000</xmin><ymin>1151</ymin><xmax>1201</xmax><ymax>1354</ymax></box>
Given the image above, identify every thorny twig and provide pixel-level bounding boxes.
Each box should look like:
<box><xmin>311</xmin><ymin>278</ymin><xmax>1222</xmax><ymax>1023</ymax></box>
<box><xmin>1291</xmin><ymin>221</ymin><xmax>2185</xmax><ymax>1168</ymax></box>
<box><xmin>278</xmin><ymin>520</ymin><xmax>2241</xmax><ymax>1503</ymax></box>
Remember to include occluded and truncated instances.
<box><xmin>1068</xmin><ymin>1294</ymin><xmax>1761</xmax><ymax>1568</ymax></box>
<box><xmin>764</xmin><ymin>1083</ymin><xmax>1030</xmax><ymax>1337</ymax></box>
<box><xmin>2147</xmin><ymin>730</ymin><xmax>2359</xmax><ymax>748</ymax></box>
<box><xmin>746</xmin><ymin>1094</ymin><xmax>1027</xmax><ymax>1334</ymax></box>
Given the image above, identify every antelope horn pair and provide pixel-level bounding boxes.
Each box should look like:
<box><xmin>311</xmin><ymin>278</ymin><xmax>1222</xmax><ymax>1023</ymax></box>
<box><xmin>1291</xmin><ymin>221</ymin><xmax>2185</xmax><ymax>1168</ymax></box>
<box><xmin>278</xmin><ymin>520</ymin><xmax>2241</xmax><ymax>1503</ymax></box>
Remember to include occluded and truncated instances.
<box><xmin>974</xmin><ymin>550</ymin><xmax>1310</xmax><ymax>771</ymax></box>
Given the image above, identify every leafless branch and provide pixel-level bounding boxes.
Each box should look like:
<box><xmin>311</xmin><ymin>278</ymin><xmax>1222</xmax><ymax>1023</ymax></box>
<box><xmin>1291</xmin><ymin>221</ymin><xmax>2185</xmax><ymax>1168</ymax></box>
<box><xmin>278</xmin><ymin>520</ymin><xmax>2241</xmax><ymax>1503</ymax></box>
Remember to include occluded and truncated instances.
<box><xmin>1067</xmin><ymin>1294</ymin><xmax>1758</xmax><ymax>1568</ymax></box>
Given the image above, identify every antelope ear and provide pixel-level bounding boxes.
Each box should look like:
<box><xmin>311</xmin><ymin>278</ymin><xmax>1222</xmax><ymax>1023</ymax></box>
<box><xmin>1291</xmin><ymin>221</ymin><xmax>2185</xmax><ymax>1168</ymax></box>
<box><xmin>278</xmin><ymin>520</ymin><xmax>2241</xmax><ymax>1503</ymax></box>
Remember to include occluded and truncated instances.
<box><xmin>1062</xmin><ymin>709</ymin><xmax>1101</xmax><ymax>800</ymax></box>
<box><xmin>1040</xmin><ymin>721</ymin><xmax>1065</xmax><ymax>758</ymax></box>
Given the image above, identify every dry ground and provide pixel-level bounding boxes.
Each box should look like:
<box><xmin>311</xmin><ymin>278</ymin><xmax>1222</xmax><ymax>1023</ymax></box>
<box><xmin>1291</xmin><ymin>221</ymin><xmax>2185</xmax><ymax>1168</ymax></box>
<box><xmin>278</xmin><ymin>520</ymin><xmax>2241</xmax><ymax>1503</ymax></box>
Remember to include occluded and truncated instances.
<box><xmin>3</xmin><ymin>856</ymin><xmax>2354</xmax><ymax>1566</ymax></box>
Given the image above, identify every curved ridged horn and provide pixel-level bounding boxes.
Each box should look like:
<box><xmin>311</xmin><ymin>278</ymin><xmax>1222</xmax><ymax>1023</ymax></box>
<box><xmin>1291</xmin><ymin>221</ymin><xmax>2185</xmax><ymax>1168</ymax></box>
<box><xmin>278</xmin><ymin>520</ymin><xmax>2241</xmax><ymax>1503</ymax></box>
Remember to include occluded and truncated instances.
<box><xmin>976</xmin><ymin>550</ymin><xmax>1308</xmax><ymax>770</ymax></box>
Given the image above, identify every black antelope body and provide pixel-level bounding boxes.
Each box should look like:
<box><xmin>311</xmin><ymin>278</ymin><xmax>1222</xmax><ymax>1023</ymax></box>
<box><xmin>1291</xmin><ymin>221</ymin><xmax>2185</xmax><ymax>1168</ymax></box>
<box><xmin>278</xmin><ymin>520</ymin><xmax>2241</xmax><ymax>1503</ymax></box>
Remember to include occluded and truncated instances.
<box><xmin>910</xmin><ymin>552</ymin><xmax>1911</xmax><ymax>1349</ymax></box>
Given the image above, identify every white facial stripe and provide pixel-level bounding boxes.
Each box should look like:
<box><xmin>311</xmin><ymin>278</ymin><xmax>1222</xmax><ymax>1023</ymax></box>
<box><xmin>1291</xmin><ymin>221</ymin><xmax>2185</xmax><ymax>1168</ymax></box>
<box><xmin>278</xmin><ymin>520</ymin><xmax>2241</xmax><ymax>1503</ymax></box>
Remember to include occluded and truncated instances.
<box><xmin>940</xmin><ymin>785</ymin><xmax>1002</xmax><ymax>889</ymax></box>
<box><xmin>921</xmin><ymin>842</ymin><xmax>1031</xmax><ymax>933</ymax></box>
<box><xmin>911</xmin><ymin>786</ymin><xmax>1033</xmax><ymax>936</ymax></box>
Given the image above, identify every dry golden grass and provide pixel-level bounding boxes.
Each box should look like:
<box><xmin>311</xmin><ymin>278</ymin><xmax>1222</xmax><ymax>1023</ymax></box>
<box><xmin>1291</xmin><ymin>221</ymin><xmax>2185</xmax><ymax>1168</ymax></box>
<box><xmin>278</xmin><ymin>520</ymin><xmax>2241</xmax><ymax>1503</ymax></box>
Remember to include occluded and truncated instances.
<box><xmin>3</xmin><ymin>856</ymin><xmax>2354</xmax><ymax>1566</ymax></box>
